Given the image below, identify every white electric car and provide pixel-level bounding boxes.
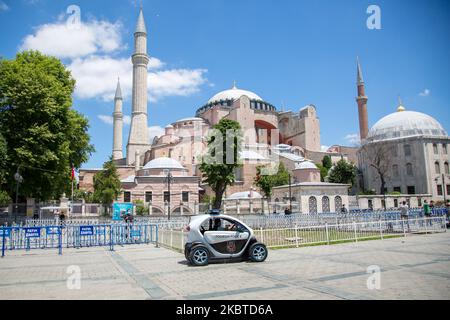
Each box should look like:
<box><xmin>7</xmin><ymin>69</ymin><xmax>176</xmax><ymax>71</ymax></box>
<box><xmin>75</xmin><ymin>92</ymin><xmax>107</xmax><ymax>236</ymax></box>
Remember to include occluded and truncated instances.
<box><xmin>184</xmin><ymin>210</ymin><xmax>268</xmax><ymax>266</ymax></box>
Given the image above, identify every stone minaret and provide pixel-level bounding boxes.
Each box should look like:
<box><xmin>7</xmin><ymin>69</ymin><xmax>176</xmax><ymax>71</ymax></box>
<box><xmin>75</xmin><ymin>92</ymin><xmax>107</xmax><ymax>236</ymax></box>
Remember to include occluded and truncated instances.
<box><xmin>127</xmin><ymin>6</ymin><xmax>150</xmax><ymax>165</ymax></box>
<box><xmin>112</xmin><ymin>78</ymin><xmax>123</xmax><ymax>160</ymax></box>
<box><xmin>356</xmin><ymin>57</ymin><xmax>369</xmax><ymax>141</ymax></box>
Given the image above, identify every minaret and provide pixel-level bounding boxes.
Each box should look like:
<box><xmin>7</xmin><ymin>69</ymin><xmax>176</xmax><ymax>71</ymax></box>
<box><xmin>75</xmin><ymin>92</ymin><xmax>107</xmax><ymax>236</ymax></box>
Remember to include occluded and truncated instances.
<box><xmin>112</xmin><ymin>78</ymin><xmax>123</xmax><ymax>160</ymax></box>
<box><xmin>127</xmin><ymin>5</ymin><xmax>150</xmax><ymax>165</ymax></box>
<box><xmin>356</xmin><ymin>57</ymin><xmax>369</xmax><ymax>141</ymax></box>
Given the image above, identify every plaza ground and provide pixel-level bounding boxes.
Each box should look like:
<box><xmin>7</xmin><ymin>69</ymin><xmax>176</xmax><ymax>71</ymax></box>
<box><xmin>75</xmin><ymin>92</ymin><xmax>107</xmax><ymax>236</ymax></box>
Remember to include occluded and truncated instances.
<box><xmin>0</xmin><ymin>232</ymin><xmax>449</xmax><ymax>300</ymax></box>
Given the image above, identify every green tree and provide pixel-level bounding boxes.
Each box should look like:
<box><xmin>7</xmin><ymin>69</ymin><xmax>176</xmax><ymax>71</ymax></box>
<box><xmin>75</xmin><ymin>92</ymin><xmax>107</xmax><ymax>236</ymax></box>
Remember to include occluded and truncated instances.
<box><xmin>322</xmin><ymin>155</ymin><xmax>332</xmax><ymax>170</ymax></box>
<box><xmin>328</xmin><ymin>159</ymin><xmax>357</xmax><ymax>187</ymax></box>
<box><xmin>0</xmin><ymin>51</ymin><xmax>94</xmax><ymax>201</ymax></box>
<box><xmin>255</xmin><ymin>162</ymin><xmax>290</xmax><ymax>199</ymax></box>
<box><xmin>316</xmin><ymin>163</ymin><xmax>328</xmax><ymax>182</ymax></box>
<box><xmin>200</xmin><ymin>119</ymin><xmax>242</xmax><ymax>209</ymax></box>
<box><xmin>0</xmin><ymin>190</ymin><xmax>11</xmax><ymax>206</ymax></box>
<box><xmin>93</xmin><ymin>158</ymin><xmax>121</xmax><ymax>214</ymax></box>
<box><xmin>133</xmin><ymin>199</ymin><xmax>147</xmax><ymax>216</ymax></box>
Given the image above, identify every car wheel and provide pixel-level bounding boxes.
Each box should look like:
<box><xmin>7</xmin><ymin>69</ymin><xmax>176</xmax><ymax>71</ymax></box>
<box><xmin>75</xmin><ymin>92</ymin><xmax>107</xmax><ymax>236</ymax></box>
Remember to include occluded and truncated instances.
<box><xmin>249</xmin><ymin>243</ymin><xmax>268</xmax><ymax>262</ymax></box>
<box><xmin>189</xmin><ymin>245</ymin><xmax>209</xmax><ymax>266</ymax></box>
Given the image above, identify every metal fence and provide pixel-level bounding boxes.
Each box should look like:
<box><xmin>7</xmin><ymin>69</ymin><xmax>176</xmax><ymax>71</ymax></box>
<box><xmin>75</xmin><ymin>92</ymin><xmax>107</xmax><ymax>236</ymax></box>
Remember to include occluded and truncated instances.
<box><xmin>156</xmin><ymin>216</ymin><xmax>447</xmax><ymax>253</ymax></box>
<box><xmin>1</xmin><ymin>222</ymin><xmax>159</xmax><ymax>257</ymax></box>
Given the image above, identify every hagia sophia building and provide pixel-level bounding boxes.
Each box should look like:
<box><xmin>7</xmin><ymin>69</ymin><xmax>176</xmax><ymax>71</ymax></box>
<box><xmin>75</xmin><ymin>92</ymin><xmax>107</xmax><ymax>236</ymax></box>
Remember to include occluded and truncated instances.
<box><xmin>79</xmin><ymin>7</ymin><xmax>449</xmax><ymax>215</ymax></box>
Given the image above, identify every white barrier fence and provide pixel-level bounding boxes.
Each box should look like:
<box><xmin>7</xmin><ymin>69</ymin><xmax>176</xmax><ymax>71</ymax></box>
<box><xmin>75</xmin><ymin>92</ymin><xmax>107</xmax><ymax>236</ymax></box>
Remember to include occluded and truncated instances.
<box><xmin>157</xmin><ymin>216</ymin><xmax>447</xmax><ymax>252</ymax></box>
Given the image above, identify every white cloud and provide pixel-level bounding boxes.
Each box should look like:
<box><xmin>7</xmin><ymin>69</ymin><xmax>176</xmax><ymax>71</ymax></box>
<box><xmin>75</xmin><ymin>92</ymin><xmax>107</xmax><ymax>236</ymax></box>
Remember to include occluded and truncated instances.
<box><xmin>0</xmin><ymin>1</ymin><xmax>9</xmax><ymax>11</ymax></box>
<box><xmin>344</xmin><ymin>133</ymin><xmax>361</xmax><ymax>146</ymax></box>
<box><xmin>321</xmin><ymin>145</ymin><xmax>330</xmax><ymax>152</ymax></box>
<box><xmin>20</xmin><ymin>20</ymin><xmax>124</xmax><ymax>59</ymax></box>
<box><xmin>98</xmin><ymin>115</ymin><xmax>113</xmax><ymax>125</ymax></box>
<box><xmin>98</xmin><ymin>114</ymin><xmax>132</xmax><ymax>126</ymax></box>
<box><xmin>21</xmin><ymin>16</ymin><xmax>208</xmax><ymax>103</ymax></box>
<box><xmin>419</xmin><ymin>89</ymin><xmax>430</xmax><ymax>97</ymax></box>
<box><xmin>148</xmin><ymin>126</ymin><xmax>165</xmax><ymax>143</ymax></box>
<box><xmin>68</xmin><ymin>55</ymin><xmax>206</xmax><ymax>102</ymax></box>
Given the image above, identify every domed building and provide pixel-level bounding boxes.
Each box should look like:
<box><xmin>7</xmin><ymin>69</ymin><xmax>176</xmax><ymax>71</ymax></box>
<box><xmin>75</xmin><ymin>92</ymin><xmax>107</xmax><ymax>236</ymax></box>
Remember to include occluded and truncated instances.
<box><xmin>358</xmin><ymin>102</ymin><xmax>449</xmax><ymax>204</ymax></box>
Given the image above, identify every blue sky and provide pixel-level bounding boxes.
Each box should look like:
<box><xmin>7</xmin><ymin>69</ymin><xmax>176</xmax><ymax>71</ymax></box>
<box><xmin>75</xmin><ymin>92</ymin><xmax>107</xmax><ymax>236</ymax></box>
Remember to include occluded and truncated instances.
<box><xmin>0</xmin><ymin>0</ymin><xmax>449</xmax><ymax>169</ymax></box>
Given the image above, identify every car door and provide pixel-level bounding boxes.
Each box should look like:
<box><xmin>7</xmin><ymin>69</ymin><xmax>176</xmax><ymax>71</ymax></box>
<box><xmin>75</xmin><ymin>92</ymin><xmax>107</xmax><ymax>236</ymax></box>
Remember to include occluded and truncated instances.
<box><xmin>203</xmin><ymin>218</ymin><xmax>250</xmax><ymax>256</ymax></box>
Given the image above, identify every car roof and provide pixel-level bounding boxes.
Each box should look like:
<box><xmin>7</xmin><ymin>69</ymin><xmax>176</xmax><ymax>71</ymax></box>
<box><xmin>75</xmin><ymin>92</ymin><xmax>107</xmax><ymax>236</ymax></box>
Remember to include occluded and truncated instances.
<box><xmin>189</xmin><ymin>214</ymin><xmax>252</xmax><ymax>231</ymax></box>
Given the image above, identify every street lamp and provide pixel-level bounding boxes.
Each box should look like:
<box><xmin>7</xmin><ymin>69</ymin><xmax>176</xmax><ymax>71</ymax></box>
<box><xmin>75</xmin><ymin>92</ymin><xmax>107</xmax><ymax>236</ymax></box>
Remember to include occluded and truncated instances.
<box><xmin>14</xmin><ymin>169</ymin><xmax>23</xmax><ymax>223</ymax></box>
<box><xmin>288</xmin><ymin>173</ymin><xmax>292</xmax><ymax>213</ymax></box>
<box><xmin>163</xmin><ymin>169</ymin><xmax>174</xmax><ymax>221</ymax></box>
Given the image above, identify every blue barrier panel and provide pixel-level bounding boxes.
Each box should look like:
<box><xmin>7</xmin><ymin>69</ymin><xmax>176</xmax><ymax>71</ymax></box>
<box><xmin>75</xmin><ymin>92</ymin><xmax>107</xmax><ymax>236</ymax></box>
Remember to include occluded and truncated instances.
<box><xmin>25</xmin><ymin>227</ymin><xmax>41</xmax><ymax>238</ymax></box>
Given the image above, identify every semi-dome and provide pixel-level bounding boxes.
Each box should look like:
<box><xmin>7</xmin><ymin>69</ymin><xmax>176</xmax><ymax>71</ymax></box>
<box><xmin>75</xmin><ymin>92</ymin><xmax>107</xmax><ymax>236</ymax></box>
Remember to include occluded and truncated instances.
<box><xmin>295</xmin><ymin>161</ymin><xmax>318</xmax><ymax>170</ymax></box>
<box><xmin>207</xmin><ymin>84</ymin><xmax>263</xmax><ymax>104</ymax></box>
<box><xmin>367</xmin><ymin>109</ymin><xmax>447</xmax><ymax>142</ymax></box>
<box><xmin>227</xmin><ymin>191</ymin><xmax>263</xmax><ymax>200</ymax></box>
<box><xmin>143</xmin><ymin>157</ymin><xmax>185</xmax><ymax>170</ymax></box>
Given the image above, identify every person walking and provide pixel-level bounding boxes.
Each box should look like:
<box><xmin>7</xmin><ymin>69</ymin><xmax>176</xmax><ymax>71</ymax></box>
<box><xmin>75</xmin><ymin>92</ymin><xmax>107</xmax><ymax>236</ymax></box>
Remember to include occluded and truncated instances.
<box><xmin>423</xmin><ymin>200</ymin><xmax>432</xmax><ymax>227</ymax></box>
<box><xmin>400</xmin><ymin>201</ymin><xmax>410</xmax><ymax>232</ymax></box>
<box><xmin>340</xmin><ymin>204</ymin><xmax>348</xmax><ymax>214</ymax></box>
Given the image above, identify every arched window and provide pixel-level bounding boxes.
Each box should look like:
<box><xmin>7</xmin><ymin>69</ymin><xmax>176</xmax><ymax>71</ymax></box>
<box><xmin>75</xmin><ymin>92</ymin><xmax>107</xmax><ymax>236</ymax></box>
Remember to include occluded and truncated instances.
<box><xmin>433</xmin><ymin>143</ymin><xmax>438</xmax><ymax>154</ymax></box>
<box><xmin>406</xmin><ymin>163</ymin><xmax>413</xmax><ymax>176</ymax></box>
<box><xmin>435</xmin><ymin>161</ymin><xmax>441</xmax><ymax>174</ymax></box>
<box><xmin>322</xmin><ymin>196</ymin><xmax>330</xmax><ymax>213</ymax></box>
<box><xmin>392</xmin><ymin>165</ymin><xmax>399</xmax><ymax>177</ymax></box>
<box><xmin>335</xmin><ymin>196</ymin><xmax>342</xmax><ymax>213</ymax></box>
<box><xmin>404</xmin><ymin>144</ymin><xmax>412</xmax><ymax>156</ymax></box>
<box><xmin>309</xmin><ymin>197</ymin><xmax>318</xmax><ymax>214</ymax></box>
<box><xmin>445</xmin><ymin>162</ymin><xmax>449</xmax><ymax>175</ymax></box>
<box><xmin>443</xmin><ymin>144</ymin><xmax>448</xmax><ymax>154</ymax></box>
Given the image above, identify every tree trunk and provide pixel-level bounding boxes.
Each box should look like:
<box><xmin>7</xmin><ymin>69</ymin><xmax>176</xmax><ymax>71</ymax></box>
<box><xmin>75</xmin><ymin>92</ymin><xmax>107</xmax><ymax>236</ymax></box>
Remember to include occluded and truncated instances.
<box><xmin>213</xmin><ymin>184</ymin><xmax>225</xmax><ymax>209</ymax></box>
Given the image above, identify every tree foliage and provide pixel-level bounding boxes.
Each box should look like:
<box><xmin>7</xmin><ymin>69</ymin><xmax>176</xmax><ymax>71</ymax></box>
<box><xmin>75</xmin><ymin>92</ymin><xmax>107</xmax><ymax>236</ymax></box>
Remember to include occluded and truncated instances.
<box><xmin>328</xmin><ymin>159</ymin><xmax>357</xmax><ymax>186</ymax></box>
<box><xmin>199</xmin><ymin>119</ymin><xmax>242</xmax><ymax>209</ymax></box>
<box><xmin>322</xmin><ymin>155</ymin><xmax>332</xmax><ymax>170</ymax></box>
<box><xmin>255</xmin><ymin>162</ymin><xmax>290</xmax><ymax>199</ymax></box>
<box><xmin>0</xmin><ymin>51</ymin><xmax>94</xmax><ymax>201</ymax></box>
<box><xmin>93</xmin><ymin>158</ymin><xmax>121</xmax><ymax>211</ymax></box>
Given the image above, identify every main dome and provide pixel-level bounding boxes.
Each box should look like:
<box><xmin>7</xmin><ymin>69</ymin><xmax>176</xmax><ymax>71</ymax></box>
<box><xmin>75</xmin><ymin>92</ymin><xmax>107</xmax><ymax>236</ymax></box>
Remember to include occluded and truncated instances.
<box><xmin>367</xmin><ymin>110</ymin><xmax>447</xmax><ymax>142</ymax></box>
<box><xmin>207</xmin><ymin>84</ymin><xmax>263</xmax><ymax>104</ymax></box>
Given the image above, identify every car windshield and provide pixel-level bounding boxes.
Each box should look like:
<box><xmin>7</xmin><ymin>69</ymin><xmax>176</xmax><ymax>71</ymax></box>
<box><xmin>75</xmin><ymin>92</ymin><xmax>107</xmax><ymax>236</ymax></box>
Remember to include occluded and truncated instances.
<box><xmin>200</xmin><ymin>217</ymin><xmax>248</xmax><ymax>233</ymax></box>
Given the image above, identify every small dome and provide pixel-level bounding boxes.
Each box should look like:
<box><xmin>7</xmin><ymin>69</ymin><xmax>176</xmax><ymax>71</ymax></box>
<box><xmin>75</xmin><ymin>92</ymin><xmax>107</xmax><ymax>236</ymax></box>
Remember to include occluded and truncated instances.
<box><xmin>207</xmin><ymin>83</ymin><xmax>263</xmax><ymax>104</ymax></box>
<box><xmin>227</xmin><ymin>191</ymin><xmax>263</xmax><ymax>200</ymax></box>
<box><xmin>173</xmin><ymin>117</ymin><xmax>205</xmax><ymax>124</ymax></box>
<box><xmin>367</xmin><ymin>110</ymin><xmax>447</xmax><ymax>142</ymax></box>
<box><xmin>295</xmin><ymin>161</ymin><xmax>318</xmax><ymax>170</ymax></box>
<box><xmin>143</xmin><ymin>157</ymin><xmax>185</xmax><ymax>170</ymax></box>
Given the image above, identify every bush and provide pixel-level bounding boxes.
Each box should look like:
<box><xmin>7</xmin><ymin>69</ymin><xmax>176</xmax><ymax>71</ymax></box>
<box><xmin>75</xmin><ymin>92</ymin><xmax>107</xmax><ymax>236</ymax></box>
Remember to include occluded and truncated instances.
<box><xmin>133</xmin><ymin>200</ymin><xmax>147</xmax><ymax>216</ymax></box>
<box><xmin>0</xmin><ymin>190</ymin><xmax>11</xmax><ymax>206</ymax></box>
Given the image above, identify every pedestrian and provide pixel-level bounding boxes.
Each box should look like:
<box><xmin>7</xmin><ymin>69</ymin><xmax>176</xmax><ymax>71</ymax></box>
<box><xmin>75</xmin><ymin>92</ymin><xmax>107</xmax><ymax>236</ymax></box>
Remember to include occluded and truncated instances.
<box><xmin>59</xmin><ymin>211</ymin><xmax>66</xmax><ymax>226</ymax></box>
<box><xmin>340</xmin><ymin>204</ymin><xmax>348</xmax><ymax>214</ymax></box>
<box><xmin>423</xmin><ymin>200</ymin><xmax>432</xmax><ymax>227</ymax></box>
<box><xmin>400</xmin><ymin>201</ymin><xmax>410</xmax><ymax>232</ymax></box>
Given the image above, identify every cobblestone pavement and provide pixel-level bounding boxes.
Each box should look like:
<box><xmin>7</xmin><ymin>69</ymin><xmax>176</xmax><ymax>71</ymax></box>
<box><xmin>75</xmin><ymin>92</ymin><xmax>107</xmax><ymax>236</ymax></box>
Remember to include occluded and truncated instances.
<box><xmin>0</xmin><ymin>232</ymin><xmax>449</xmax><ymax>300</ymax></box>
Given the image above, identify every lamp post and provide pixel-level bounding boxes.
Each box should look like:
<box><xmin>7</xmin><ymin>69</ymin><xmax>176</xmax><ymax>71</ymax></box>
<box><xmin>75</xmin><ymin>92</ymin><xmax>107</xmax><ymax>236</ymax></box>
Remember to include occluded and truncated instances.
<box><xmin>163</xmin><ymin>169</ymin><xmax>174</xmax><ymax>221</ymax></box>
<box><xmin>14</xmin><ymin>169</ymin><xmax>23</xmax><ymax>224</ymax></box>
<box><xmin>288</xmin><ymin>173</ymin><xmax>292</xmax><ymax>213</ymax></box>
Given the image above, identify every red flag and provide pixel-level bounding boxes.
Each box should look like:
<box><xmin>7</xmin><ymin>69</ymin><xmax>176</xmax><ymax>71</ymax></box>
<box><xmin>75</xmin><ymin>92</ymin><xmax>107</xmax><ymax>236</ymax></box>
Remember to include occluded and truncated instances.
<box><xmin>71</xmin><ymin>166</ymin><xmax>75</xmax><ymax>180</ymax></box>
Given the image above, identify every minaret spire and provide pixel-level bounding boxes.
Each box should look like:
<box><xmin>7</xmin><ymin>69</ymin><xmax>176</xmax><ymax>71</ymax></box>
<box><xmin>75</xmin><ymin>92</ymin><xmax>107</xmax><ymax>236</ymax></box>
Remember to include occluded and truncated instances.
<box><xmin>356</xmin><ymin>57</ymin><xmax>369</xmax><ymax>141</ymax></box>
<box><xmin>357</xmin><ymin>56</ymin><xmax>364</xmax><ymax>85</ymax></box>
<box><xmin>113</xmin><ymin>77</ymin><xmax>124</xmax><ymax>160</ymax></box>
<box><xmin>127</xmin><ymin>5</ymin><xmax>150</xmax><ymax>165</ymax></box>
